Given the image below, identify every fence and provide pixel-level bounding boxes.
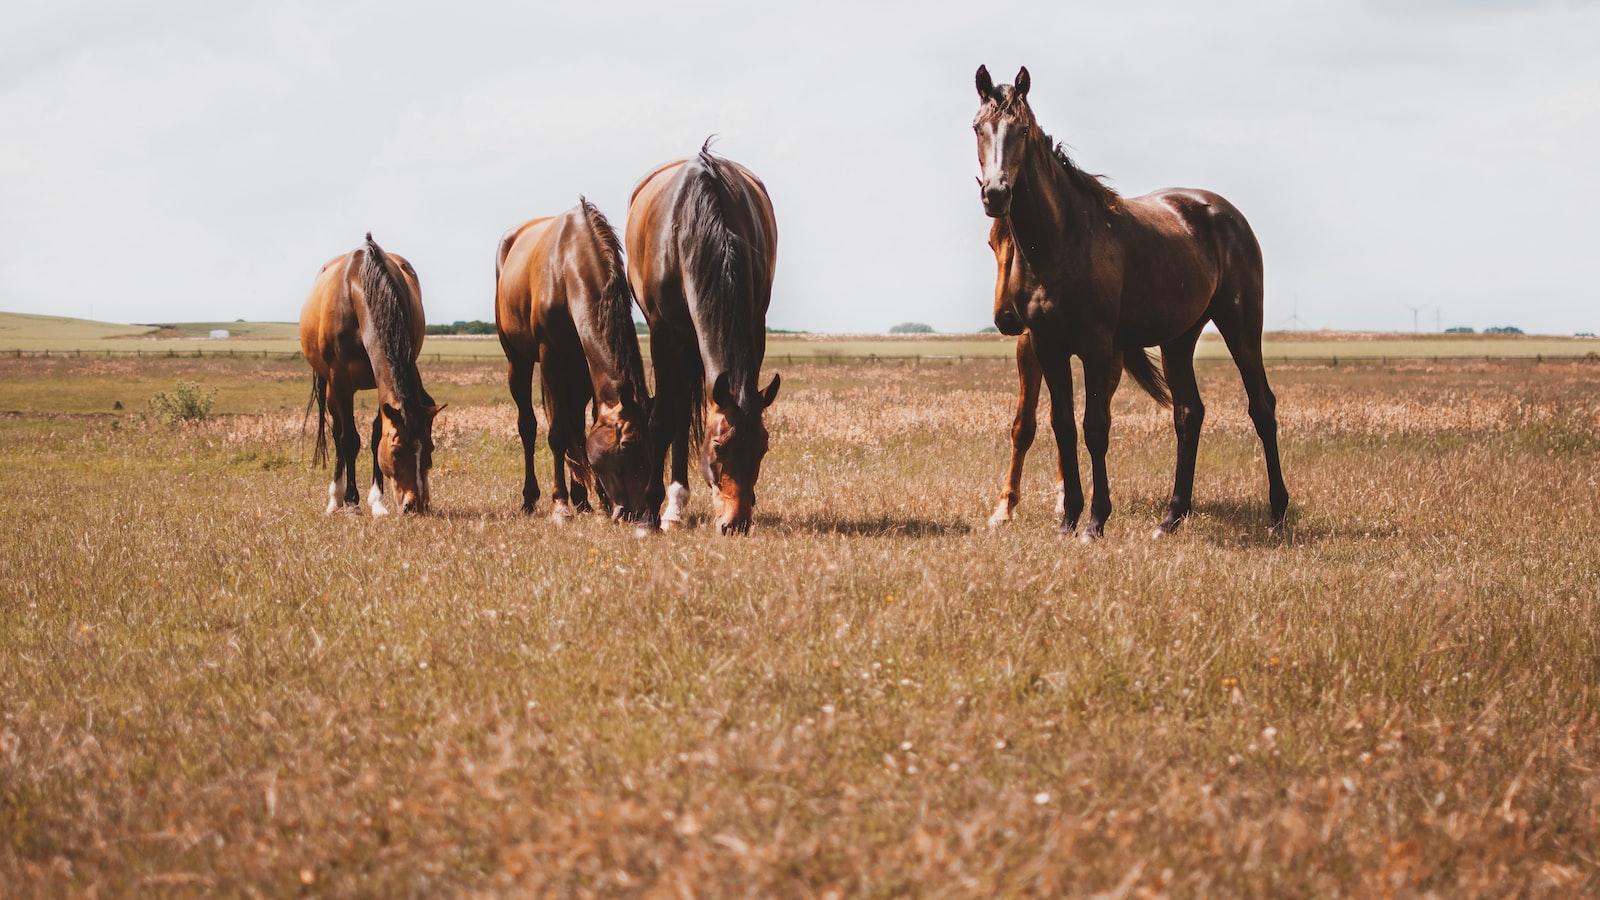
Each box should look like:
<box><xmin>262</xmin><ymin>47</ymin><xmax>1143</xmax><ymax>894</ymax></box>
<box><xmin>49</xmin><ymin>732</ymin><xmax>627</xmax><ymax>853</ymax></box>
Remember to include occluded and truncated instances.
<box><xmin>5</xmin><ymin>347</ymin><xmax>1600</xmax><ymax>366</ymax></box>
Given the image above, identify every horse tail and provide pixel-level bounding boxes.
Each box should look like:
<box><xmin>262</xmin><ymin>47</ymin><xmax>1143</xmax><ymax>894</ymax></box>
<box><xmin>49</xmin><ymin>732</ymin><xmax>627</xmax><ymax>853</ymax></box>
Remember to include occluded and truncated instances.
<box><xmin>307</xmin><ymin>372</ymin><xmax>329</xmax><ymax>467</ymax></box>
<box><xmin>680</xmin><ymin>138</ymin><xmax>756</xmax><ymax>445</ymax></box>
<box><xmin>1121</xmin><ymin>348</ymin><xmax>1171</xmax><ymax>408</ymax></box>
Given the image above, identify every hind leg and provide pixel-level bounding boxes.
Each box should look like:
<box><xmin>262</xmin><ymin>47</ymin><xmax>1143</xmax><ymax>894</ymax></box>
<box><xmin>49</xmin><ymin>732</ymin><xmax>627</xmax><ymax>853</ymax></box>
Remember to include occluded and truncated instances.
<box><xmin>1214</xmin><ymin>297</ymin><xmax>1290</xmax><ymax>532</ymax></box>
<box><xmin>1155</xmin><ymin>323</ymin><xmax>1208</xmax><ymax>537</ymax></box>
<box><xmin>368</xmin><ymin>412</ymin><xmax>390</xmax><ymax>517</ymax></box>
<box><xmin>990</xmin><ymin>333</ymin><xmax>1044</xmax><ymax>528</ymax></box>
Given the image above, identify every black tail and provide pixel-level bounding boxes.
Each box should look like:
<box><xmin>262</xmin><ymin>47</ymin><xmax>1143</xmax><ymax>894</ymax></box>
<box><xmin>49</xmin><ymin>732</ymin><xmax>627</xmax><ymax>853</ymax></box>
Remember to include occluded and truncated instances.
<box><xmin>1122</xmin><ymin>348</ymin><xmax>1171</xmax><ymax>408</ymax></box>
<box><xmin>307</xmin><ymin>372</ymin><xmax>329</xmax><ymax>466</ymax></box>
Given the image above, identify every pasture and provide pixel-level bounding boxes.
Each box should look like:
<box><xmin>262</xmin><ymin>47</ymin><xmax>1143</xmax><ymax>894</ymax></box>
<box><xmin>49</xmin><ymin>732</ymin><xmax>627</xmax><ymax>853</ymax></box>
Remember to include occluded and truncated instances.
<box><xmin>2</xmin><ymin>352</ymin><xmax>1599</xmax><ymax>894</ymax></box>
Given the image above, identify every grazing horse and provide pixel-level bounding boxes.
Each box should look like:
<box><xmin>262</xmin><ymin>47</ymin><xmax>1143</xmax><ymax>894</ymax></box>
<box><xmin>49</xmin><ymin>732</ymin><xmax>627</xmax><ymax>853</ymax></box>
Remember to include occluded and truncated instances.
<box><xmin>986</xmin><ymin>218</ymin><xmax>1171</xmax><ymax>528</ymax></box>
<box><xmin>495</xmin><ymin>198</ymin><xmax>654</xmax><ymax>523</ymax></box>
<box><xmin>626</xmin><ymin>141</ymin><xmax>780</xmax><ymax>535</ymax></box>
<box><xmin>300</xmin><ymin>234</ymin><xmax>442</xmax><ymax>515</ymax></box>
<box><xmin>973</xmin><ymin>65</ymin><xmax>1289</xmax><ymax>539</ymax></box>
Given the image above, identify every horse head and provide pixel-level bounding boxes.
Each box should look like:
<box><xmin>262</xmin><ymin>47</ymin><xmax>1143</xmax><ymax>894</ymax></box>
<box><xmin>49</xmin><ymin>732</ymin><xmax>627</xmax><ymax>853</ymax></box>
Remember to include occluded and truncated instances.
<box><xmin>587</xmin><ymin>380</ymin><xmax>654</xmax><ymax>523</ymax></box>
<box><xmin>973</xmin><ymin>64</ymin><xmax>1038</xmax><ymax>217</ymax></box>
<box><xmin>703</xmin><ymin>370</ymin><xmax>780</xmax><ymax>535</ymax></box>
<box><xmin>378</xmin><ymin>401</ymin><xmax>442</xmax><ymax>514</ymax></box>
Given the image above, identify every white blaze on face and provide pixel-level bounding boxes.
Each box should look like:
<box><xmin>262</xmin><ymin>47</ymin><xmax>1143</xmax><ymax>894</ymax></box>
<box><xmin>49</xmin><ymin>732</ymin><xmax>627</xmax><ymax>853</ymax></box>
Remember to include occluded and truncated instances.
<box><xmin>981</xmin><ymin>120</ymin><xmax>1008</xmax><ymax>187</ymax></box>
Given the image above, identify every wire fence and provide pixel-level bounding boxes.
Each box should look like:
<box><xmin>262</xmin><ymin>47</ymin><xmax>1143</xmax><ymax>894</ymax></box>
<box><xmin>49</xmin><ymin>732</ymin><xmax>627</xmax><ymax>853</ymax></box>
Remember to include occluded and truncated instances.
<box><xmin>5</xmin><ymin>347</ymin><xmax>1600</xmax><ymax>366</ymax></box>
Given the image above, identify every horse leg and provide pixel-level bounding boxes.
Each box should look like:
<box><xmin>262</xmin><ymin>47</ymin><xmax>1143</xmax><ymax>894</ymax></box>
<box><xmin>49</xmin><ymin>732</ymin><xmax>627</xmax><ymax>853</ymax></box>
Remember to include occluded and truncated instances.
<box><xmin>1154</xmin><ymin>324</ymin><xmax>1207</xmax><ymax>537</ymax></box>
<box><xmin>664</xmin><ymin>412</ymin><xmax>691</xmax><ymax>529</ymax></box>
<box><xmin>545</xmin><ymin>370</ymin><xmax>575</xmax><ymax>523</ymax></box>
<box><xmin>1078</xmin><ymin>348</ymin><xmax>1121</xmax><ymax>542</ymax></box>
<box><xmin>990</xmin><ymin>333</ymin><xmax>1043</xmax><ymax>527</ymax></box>
<box><xmin>325</xmin><ymin>381</ymin><xmax>359</xmax><ymax>513</ymax></box>
<box><xmin>1032</xmin><ymin>337</ymin><xmax>1082</xmax><ymax>534</ymax></box>
<box><xmin>567</xmin><ymin>383</ymin><xmax>594</xmax><ymax>515</ymax></box>
<box><xmin>367</xmin><ymin>411</ymin><xmax>390</xmax><ymax>517</ymax></box>
<box><xmin>507</xmin><ymin>357</ymin><xmax>540</xmax><ymax>513</ymax></box>
<box><xmin>1214</xmin><ymin>315</ymin><xmax>1290</xmax><ymax>532</ymax></box>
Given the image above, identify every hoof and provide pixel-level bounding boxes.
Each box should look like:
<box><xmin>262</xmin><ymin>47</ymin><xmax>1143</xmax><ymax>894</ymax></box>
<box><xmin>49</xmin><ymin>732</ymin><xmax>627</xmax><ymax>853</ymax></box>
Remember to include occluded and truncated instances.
<box><xmin>550</xmin><ymin>501</ymin><xmax>574</xmax><ymax>524</ymax></box>
<box><xmin>987</xmin><ymin>510</ymin><xmax>1012</xmax><ymax>529</ymax></box>
<box><xmin>660</xmin><ymin>516</ymin><xmax>685</xmax><ymax>531</ymax></box>
<box><xmin>1150</xmin><ymin>527</ymin><xmax>1166</xmax><ymax>540</ymax></box>
<box><xmin>1079</xmin><ymin>527</ymin><xmax>1103</xmax><ymax>544</ymax></box>
<box><xmin>634</xmin><ymin>524</ymin><xmax>656</xmax><ymax>539</ymax></box>
<box><xmin>368</xmin><ymin>484</ymin><xmax>390</xmax><ymax>517</ymax></box>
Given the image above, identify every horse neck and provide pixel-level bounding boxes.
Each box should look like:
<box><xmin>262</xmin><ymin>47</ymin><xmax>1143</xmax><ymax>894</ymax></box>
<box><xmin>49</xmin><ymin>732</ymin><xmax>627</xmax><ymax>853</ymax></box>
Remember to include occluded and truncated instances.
<box><xmin>1008</xmin><ymin>137</ymin><xmax>1099</xmax><ymax>281</ymax></box>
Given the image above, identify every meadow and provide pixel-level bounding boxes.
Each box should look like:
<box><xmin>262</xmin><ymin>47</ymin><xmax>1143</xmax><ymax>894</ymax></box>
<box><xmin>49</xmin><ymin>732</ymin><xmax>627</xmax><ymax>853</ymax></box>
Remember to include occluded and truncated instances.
<box><xmin>2</xmin><ymin>351</ymin><xmax>1599</xmax><ymax>894</ymax></box>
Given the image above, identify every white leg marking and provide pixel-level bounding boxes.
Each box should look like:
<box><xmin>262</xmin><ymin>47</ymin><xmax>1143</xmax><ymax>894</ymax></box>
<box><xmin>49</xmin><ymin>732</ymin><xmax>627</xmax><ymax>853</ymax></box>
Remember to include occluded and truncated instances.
<box><xmin>662</xmin><ymin>482</ymin><xmax>689</xmax><ymax>529</ymax></box>
<box><xmin>550</xmin><ymin>499</ymin><xmax>574</xmax><ymax>523</ymax></box>
<box><xmin>368</xmin><ymin>482</ymin><xmax>389</xmax><ymax>517</ymax></box>
<box><xmin>988</xmin><ymin>497</ymin><xmax>1014</xmax><ymax>528</ymax></box>
<box><xmin>325</xmin><ymin>474</ymin><xmax>346</xmax><ymax>514</ymax></box>
<box><xmin>1055</xmin><ymin>480</ymin><xmax>1066</xmax><ymax>517</ymax></box>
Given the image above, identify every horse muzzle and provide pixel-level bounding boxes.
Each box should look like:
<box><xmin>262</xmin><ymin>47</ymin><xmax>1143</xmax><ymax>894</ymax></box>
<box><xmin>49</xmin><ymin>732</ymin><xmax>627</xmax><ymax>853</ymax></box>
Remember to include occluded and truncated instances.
<box><xmin>994</xmin><ymin>306</ymin><xmax>1025</xmax><ymax>336</ymax></box>
<box><xmin>981</xmin><ymin>181</ymin><xmax>1012</xmax><ymax>217</ymax></box>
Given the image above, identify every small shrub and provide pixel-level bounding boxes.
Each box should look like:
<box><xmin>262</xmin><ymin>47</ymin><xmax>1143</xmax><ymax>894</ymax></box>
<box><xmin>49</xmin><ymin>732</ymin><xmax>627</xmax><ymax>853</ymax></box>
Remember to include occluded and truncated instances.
<box><xmin>890</xmin><ymin>322</ymin><xmax>935</xmax><ymax>334</ymax></box>
<box><xmin>148</xmin><ymin>381</ymin><xmax>215</xmax><ymax>424</ymax></box>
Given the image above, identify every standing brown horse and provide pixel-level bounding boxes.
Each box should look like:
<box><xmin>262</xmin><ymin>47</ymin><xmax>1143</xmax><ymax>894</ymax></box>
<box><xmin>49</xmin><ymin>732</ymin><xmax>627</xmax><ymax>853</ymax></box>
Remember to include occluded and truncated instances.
<box><xmin>973</xmin><ymin>65</ymin><xmax>1288</xmax><ymax>539</ymax></box>
<box><xmin>300</xmin><ymin>234</ymin><xmax>442</xmax><ymax>516</ymax></box>
<box><xmin>626</xmin><ymin>141</ymin><xmax>780</xmax><ymax>535</ymax></box>
<box><xmin>986</xmin><ymin>218</ymin><xmax>1171</xmax><ymax>528</ymax></box>
<box><xmin>495</xmin><ymin>198</ymin><xmax>653</xmax><ymax>523</ymax></box>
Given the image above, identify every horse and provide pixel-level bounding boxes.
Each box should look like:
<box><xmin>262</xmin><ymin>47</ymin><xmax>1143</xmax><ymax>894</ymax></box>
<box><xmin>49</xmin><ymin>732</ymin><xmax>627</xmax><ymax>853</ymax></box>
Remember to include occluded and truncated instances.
<box><xmin>300</xmin><ymin>234</ymin><xmax>442</xmax><ymax>516</ymax></box>
<box><xmin>495</xmin><ymin>198</ymin><xmax>654</xmax><ymax>523</ymax></box>
<box><xmin>626</xmin><ymin>141</ymin><xmax>780</xmax><ymax>535</ymax></box>
<box><xmin>986</xmin><ymin>218</ymin><xmax>1171</xmax><ymax>528</ymax></box>
<box><xmin>973</xmin><ymin>65</ymin><xmax>1289</xmax><ymax>539</ymax></box>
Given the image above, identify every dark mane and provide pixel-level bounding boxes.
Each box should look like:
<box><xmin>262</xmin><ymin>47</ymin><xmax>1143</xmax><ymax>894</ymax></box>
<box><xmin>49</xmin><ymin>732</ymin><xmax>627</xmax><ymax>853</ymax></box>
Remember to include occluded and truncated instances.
<box><xmin>359</xmin><ymin>233</ymin><xmax>427</xmax><ymax>423</ymax></box>
<box><xmin>577</xmin><ymin>197</ymin><xmax>647</xmax><ymax>395</ymax></box>
<box><xmin>1048</xmin><ymin>139</ymin><xmax>1123</xmax><ymax>214</ymax></box>
<box><xmin>677</xmin><ymin>137</ymin><xmax>767</xmax><ymax>438</ymax></box>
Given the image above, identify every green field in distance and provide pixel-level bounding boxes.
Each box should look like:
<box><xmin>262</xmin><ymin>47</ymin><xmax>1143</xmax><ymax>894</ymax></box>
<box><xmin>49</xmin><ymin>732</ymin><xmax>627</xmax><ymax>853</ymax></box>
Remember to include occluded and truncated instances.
<box><xmin>2</xmin><ymin>311</ymin><xmax>1595</xmax><ymax>360</ymax></box>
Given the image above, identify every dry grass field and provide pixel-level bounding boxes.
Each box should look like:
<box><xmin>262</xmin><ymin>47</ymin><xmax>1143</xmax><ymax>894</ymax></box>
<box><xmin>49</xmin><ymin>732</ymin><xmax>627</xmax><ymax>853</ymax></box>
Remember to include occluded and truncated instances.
<box><xmin>2</xmin><ymin>353</ymin><xmax>1599</xmax><ymax>894</ymax></box>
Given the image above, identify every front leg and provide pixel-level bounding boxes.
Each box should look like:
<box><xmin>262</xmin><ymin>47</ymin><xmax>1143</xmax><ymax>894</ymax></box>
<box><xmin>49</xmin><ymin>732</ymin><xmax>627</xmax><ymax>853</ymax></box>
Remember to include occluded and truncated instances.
<box><xmin>990</xmin><ymin>332</ymin><xmax>1043</xmax><ymax>527</ymax></box>
<box><xmin>1032</xmin><ymin>336</ymin><xmax>1082</xmax><ymax>534</ymax></box>
<box><xmin>1078</xmin><ymin>348</ymin><xmax>1122</xmax><ymax>541</ymax></box>
<box><xmin>368</xmin><ymin>412</ymin><xmax>390</xmax><ymax>517</ymax></box>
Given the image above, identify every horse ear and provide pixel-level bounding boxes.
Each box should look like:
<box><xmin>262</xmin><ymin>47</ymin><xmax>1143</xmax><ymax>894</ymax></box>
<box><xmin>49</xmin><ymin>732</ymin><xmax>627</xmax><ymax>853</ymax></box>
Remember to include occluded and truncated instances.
<box><xmin>759</xmin><ymin>373</ymin><xmax>781</xmax><ymax>408</ymax></box>
<box><xmin>975</xmin><ymin>65</ymin><xmax>995</xmax><ymax>100</ymax></box>
<box><xmin>1014</xmin><ymin>66</ymin><xmax>1031</xmax><ymax>99</ymax></box>
<box><xmin>429</xmin><ymin>404</ymin><xmax>446</xmax><ymax>420</ymax></box>
<box><xmin>711</xmin><ymin>371</ymin><xmax>736</xmax><ymax>411</ymax></box>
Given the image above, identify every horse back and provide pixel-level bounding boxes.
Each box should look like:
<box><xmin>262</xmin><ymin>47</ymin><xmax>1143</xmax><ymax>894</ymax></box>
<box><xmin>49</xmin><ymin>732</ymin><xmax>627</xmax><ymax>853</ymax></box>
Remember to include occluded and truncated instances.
<box><xmin>495</xmin><ymin>216</ymin><xmax>561</xmax><ymax>355</ymax></box>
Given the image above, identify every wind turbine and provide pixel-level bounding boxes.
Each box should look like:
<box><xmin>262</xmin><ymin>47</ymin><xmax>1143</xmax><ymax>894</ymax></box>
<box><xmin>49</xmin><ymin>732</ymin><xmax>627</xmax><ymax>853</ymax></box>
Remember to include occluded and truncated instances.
<box><xmin>1404</xmin><ymin>303</ymin><xmax>1431</xmax><ymax>334</ymax></box>
<box><xmin>1287</xmin><ymin>294</ymin><xmax>1307</xmax><ymax>331</ymax></box>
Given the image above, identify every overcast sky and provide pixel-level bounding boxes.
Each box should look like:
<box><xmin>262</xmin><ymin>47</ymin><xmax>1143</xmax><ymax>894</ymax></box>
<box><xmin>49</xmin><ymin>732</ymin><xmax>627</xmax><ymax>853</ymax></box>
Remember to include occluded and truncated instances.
<box><xmin>2</xmin><ymin>0</ymin><xmax>1597</xmax><ymax>334</ymax></box>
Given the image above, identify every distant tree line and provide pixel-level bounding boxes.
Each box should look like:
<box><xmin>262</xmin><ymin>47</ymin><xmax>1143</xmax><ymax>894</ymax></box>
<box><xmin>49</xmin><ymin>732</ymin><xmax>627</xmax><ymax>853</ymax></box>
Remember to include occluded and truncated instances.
<box><xmin>426</xmin><ymin>320</ymin><xmax>496</xmax><ymax>335</ymax></box>
<box><xmin>890</xmin><ymin>322</ymin><xmax>935</xmax><ymax>334</ymax></box>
